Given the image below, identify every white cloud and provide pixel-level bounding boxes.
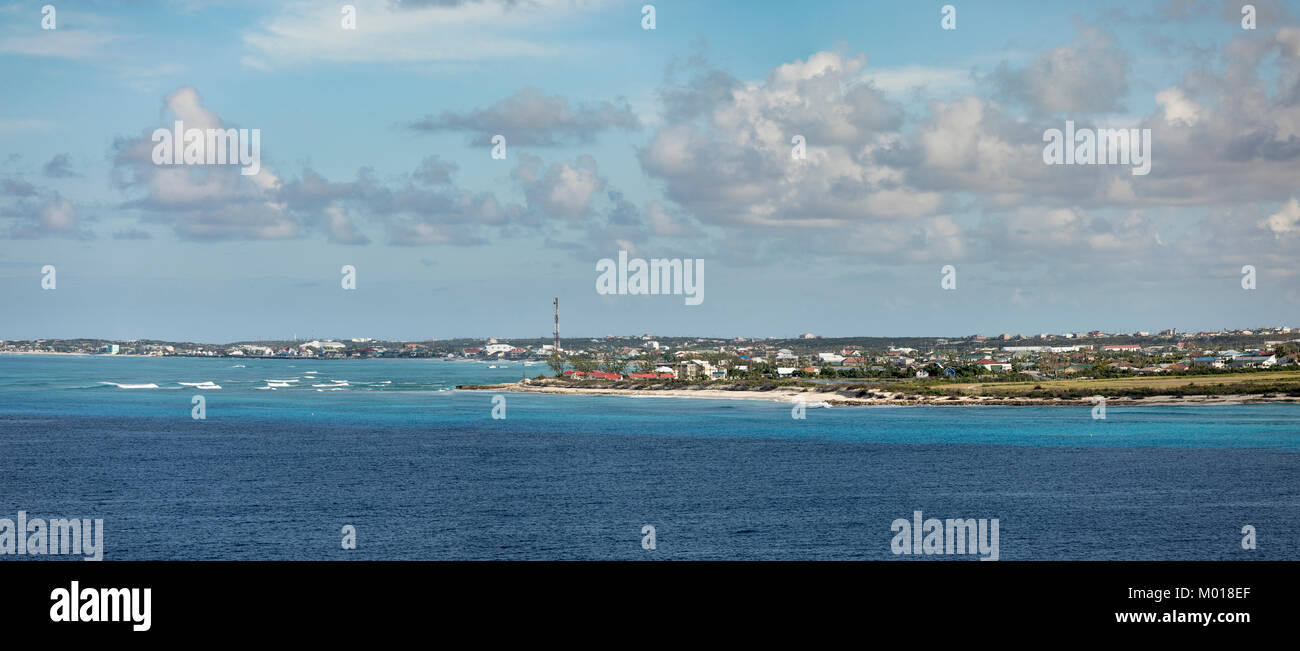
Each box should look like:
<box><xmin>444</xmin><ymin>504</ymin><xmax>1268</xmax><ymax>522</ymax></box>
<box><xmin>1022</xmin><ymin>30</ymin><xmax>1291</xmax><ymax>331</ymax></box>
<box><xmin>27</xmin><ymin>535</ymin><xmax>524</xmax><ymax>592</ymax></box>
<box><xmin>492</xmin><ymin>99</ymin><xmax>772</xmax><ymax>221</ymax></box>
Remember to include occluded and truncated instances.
<box><xmin>1155</xmin><ymin>87</ymin><xmax>1203</xmax><ymax>126</ymax></box>
<box><xmin>242</xmin><ymin>0</ymin><xmax>604</xmax><ymax>69</ymax></box>
<box><xmin>1260</xmin><ymin>197</ymin><xmax>1300</xmax><ymax>237</ymax></box>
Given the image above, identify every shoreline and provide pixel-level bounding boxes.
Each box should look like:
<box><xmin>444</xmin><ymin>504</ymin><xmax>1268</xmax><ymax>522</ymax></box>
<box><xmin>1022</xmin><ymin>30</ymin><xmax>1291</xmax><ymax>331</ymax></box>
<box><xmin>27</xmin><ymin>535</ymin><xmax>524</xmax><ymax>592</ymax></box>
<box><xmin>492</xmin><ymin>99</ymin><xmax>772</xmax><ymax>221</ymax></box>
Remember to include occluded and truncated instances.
<box><xmin>457</xmin><ymin>380</ymin><xmax>1300</xmax><ymax>407</ymax></box>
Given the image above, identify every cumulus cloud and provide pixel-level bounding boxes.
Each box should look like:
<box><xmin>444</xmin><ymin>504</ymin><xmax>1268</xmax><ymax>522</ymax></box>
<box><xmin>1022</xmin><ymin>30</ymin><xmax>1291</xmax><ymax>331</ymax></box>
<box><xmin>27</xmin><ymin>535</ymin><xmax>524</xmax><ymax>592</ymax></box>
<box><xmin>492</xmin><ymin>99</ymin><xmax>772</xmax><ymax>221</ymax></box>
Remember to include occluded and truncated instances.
<box><xmin>0</xmin><ymin>159</ymin><xmax>93</xmax><ymax>239</ymax></box>
<box><xmin>278</xmin><ymin>165</ymin><xmax>525</xmax><ymax>246</ymax></box>
<box><xmin>990</xmin><ymin>21</ymin><xmax>1130</xmax><ymax>114</ymax></box>
<box><xmin>111</xmin><ymin>87</ymin><xmax>298</xmax><ymax>241</ymax></box>
<box><xmin>1155</xmin><ymin>87</ymin><xmax>1203</xmax><ymax>126</ymax></box>
<box><xmin>512</xmin><ymin>153</ymin><xmax>604</xmax><ymax>218</ymax></box>
<box><xmin>407</xmin><ymin>87</ymin><xmax>639</xmax><ymax>146</ymax></box>
<box><xmin>0</xmin><ymin>186</ymin><xmax>93</xmax><ymax>240</ymax></box>
<box><xmin>1260</xmin><ymin>197</ymin><xmax>1300</xmax><ymax>237</ymax></box>
<box><xmin>412</xmin><ymin>156</ymin><xmax>459</xmax><ymax>186</ymax></box>
<box><xmin>640</xmin><ymin>51</ymin><xmax>938</xmax><ymax>234</ymax></box>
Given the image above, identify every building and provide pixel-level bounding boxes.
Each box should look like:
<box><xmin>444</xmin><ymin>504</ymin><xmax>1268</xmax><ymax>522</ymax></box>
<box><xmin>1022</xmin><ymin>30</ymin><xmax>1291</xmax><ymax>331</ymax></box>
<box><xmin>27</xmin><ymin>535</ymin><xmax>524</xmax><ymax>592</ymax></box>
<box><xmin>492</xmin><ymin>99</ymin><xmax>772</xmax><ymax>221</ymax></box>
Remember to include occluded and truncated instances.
<box><xmin>675</xmin><ymin>360</ymin><xmax>709</xmax><ymax>379</ymax></box>
<box><xmin>1228</xmin><ymin>354</ymin><xmax>1277</xmax><ymax>368</ymax></box>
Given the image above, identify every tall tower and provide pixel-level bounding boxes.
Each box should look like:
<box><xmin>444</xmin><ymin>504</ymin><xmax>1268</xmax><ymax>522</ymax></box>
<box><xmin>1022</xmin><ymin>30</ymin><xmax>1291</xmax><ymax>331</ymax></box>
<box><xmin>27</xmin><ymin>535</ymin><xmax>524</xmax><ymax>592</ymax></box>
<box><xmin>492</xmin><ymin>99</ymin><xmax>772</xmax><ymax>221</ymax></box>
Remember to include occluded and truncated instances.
<box><xmin>553</xmin><ymin>298</ymin><xmax>561</xmax><ymax>352</ymax></box>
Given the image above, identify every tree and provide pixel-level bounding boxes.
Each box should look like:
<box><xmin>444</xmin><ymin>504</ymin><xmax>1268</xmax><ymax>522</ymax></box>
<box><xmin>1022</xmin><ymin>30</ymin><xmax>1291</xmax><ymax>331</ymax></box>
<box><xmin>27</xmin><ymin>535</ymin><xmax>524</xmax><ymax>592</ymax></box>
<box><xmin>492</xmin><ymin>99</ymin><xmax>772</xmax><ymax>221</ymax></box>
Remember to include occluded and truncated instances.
<box><xmin>601</xmin><ymin>356</ymin><xmax>628</xmax><ymax>375</ymax></box>
<box><xmin>546</xmin><ymin>353</ymin><xmax>566</xmax><ymax>377</ymax></box>
<box><xmin>570</xmin><ymin>355</ymin><xmax>597</xmax><ymax>374</ymax></box>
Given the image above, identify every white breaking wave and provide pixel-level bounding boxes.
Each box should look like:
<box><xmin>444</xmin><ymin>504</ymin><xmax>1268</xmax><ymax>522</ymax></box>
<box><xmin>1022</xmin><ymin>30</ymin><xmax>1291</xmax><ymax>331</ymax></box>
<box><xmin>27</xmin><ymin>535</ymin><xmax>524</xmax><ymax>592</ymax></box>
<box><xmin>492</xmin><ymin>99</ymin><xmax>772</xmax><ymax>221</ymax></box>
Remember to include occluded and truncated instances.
<box><xmin>100</xmin><ymin>382</ymin><xmax>159</xmax><ymax>389</ymax></box>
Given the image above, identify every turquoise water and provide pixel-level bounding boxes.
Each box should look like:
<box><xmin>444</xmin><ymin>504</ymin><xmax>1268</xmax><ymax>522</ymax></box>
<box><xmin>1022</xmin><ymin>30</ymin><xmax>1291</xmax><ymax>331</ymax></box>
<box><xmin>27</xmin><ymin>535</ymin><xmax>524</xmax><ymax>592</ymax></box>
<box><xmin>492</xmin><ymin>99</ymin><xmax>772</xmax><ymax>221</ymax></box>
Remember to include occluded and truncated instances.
<box><xmin>1</xmin><ymin>354</ymin><xmax>1298</xmax><ymax>559</ymax></box>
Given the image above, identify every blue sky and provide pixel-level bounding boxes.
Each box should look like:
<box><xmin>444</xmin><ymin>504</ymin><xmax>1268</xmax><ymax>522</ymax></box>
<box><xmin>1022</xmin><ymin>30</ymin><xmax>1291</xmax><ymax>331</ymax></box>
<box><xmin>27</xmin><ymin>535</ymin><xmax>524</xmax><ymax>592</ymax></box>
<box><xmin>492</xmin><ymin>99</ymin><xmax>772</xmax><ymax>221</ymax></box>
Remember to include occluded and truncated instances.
<box><xmin>1</xmin><ymin>0</ymin><xmax>1298</xmax><ymax>341</ymax></box>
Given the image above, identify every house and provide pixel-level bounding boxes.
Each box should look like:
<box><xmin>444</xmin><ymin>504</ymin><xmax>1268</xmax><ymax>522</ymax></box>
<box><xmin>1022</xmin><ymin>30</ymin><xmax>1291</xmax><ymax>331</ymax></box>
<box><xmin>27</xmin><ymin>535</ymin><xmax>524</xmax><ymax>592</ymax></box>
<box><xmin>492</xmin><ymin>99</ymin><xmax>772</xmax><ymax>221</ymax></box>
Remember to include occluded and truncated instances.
<box><xmin>482</xmin><ymin>343</ymin><xmax>518</xmax><ymax>356</ymax></box>
<box><xmin>817</xmin><ymin>353</ymin><xmax>845</xmax><ymax>364</ymax></box>
<box><xmin>972</xmin><ymin>359</ymin><xmax>1013</xmax><ymax>372</ymax></box>
<box><xmin>1228</xmin><ymin>354</ymin><xmax>1277</xmax><ymax>368</ymax></box>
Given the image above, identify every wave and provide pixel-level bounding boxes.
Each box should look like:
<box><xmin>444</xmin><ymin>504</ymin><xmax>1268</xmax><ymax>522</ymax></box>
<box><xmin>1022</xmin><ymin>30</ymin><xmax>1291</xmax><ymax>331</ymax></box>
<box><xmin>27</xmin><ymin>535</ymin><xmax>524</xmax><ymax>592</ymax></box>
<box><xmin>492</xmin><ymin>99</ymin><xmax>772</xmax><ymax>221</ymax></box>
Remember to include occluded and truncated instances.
<box><xmin>99</xmin><ymin>382</ymin><xmax>159</xmax><ymax>389</ymax></box>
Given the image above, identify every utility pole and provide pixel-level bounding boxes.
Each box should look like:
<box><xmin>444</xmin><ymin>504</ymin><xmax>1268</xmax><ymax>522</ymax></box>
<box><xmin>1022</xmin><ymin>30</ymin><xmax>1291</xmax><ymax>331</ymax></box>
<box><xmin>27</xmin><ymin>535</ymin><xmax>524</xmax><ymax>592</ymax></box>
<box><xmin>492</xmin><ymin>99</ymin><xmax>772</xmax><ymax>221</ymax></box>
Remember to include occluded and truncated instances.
<box><xmin>553</xmin><ymin>297</ymin><xmax>561</xmax><ymax>352</ymax></box>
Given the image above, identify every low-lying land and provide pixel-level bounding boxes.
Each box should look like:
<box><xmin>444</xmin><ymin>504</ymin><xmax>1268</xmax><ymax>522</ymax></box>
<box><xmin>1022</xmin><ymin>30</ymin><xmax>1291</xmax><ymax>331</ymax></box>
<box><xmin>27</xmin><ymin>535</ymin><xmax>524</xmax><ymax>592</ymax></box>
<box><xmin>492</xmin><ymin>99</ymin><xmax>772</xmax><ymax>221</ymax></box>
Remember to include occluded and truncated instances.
<box><xmin>458</xmin><ymin>370</ymin><xmax>1300</xmax><ymax>406</ymax></box>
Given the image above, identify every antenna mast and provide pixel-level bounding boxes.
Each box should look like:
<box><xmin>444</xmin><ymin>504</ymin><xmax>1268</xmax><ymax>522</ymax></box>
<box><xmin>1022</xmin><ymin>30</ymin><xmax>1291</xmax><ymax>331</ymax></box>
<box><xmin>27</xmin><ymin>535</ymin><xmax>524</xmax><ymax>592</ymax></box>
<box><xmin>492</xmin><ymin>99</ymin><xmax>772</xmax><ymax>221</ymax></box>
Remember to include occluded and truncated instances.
<box><xmin>553</xmin><ymin>298</ymin><xmax>560</xmax><ymax>352</ymax></box>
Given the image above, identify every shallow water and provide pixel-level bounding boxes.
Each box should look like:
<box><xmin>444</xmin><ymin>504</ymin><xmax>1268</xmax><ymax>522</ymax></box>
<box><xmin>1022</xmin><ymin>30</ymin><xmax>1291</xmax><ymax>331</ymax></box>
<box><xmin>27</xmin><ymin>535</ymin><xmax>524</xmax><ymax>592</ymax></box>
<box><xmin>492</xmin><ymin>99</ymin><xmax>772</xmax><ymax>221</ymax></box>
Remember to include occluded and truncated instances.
<box><xmin>2</xmin><ymin>355</ymin><xmax>1297</xmax><ymax>559</ymax></box>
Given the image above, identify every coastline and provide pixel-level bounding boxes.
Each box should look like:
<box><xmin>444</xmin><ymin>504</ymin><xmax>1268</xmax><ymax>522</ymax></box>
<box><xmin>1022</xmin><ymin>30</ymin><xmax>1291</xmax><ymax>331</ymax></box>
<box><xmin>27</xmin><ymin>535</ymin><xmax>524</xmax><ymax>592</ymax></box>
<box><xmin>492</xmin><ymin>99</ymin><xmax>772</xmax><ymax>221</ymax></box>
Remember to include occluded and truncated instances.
<box><xmin>457</xmin><ymin>380</ymin><xmax>1300</xmax><ymax>407</ymax></box>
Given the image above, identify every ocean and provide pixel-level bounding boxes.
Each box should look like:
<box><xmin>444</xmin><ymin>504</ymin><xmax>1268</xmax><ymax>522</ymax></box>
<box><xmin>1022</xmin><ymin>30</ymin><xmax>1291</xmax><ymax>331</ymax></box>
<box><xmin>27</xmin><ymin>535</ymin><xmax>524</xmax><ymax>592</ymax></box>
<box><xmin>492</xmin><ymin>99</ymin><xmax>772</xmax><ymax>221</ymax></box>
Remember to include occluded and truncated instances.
<box><xmin>1</xmin><ymin>354</ymin><xmax>1297</xmax><ymax>560</ymax></box>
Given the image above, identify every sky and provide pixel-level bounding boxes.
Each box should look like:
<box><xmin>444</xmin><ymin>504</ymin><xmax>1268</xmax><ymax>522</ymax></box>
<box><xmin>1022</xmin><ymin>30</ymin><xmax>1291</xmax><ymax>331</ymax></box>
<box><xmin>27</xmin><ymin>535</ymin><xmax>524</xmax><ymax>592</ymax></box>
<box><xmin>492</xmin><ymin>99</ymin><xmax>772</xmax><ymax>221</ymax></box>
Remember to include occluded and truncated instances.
<box><xmin>1</xmin><ymin>0</ymin><xmax>1298</xmax><ymax>342</ymax></box>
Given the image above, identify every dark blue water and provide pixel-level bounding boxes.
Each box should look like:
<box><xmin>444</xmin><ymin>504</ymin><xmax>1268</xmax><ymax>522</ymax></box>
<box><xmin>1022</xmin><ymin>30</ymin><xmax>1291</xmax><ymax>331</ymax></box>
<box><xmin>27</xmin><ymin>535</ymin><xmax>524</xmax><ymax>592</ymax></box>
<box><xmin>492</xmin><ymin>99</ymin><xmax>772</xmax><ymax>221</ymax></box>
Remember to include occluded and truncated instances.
<box><xmin>1</xmin><ymin>355</ymin><xmax>1297</xmax><ymax>559</ymax></box>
